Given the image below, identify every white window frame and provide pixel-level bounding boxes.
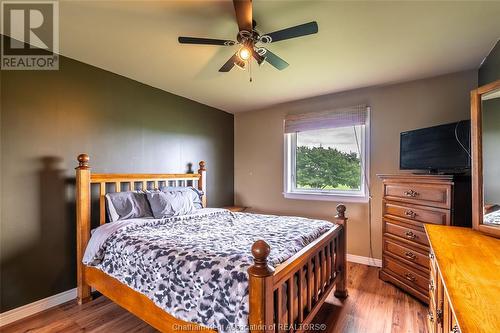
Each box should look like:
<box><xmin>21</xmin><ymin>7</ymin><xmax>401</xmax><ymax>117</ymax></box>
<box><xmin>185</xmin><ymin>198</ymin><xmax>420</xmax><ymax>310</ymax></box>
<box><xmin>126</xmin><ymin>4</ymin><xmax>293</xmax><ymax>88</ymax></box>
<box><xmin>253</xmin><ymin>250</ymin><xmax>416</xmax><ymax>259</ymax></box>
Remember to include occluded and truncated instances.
<box><xmin>283</xmin><ymin>109</ymin><xmax>370</xmax><ymax>203</ymax></box>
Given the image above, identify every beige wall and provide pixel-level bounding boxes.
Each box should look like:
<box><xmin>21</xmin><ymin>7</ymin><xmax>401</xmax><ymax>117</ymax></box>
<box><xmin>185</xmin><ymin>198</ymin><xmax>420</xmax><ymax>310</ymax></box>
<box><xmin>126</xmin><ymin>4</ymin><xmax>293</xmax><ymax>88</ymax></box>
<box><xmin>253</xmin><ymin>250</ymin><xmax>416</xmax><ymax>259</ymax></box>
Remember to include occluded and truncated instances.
<box><xmin>234</xmin><ymin>70</ymin><xmax>477</xmax><ymax>260</ymax></box>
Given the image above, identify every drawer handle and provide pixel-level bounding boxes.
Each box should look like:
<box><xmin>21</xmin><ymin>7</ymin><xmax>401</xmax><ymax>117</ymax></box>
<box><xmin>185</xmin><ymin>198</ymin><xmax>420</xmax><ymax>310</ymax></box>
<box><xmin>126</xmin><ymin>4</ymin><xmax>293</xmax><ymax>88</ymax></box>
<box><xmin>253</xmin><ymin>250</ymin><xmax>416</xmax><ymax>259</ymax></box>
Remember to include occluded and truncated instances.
<box><xmin>428</xmin><ymin>310</ymin><xmax>434</xmax><ymax>323</ymax></box>
<box><xmin>451</xmin><ymin>325</ymin><xmax>460</xmax><ymax>333</ymax></box>
<box><xmin>404</xmin><ymin>189</ymin><xmax>419</xmax><ymax>197</ymax></box>
<box><xmin>405</xmin><ymin>251</ymin><xmax>417</xmax><ymax>260</ymax></box>
<box><xmin>404</xmin><ymin>210</ymin><xmax>417</xmax><ymax>219</ymax></box>
<box><xmin>405</xmin><ymin>230</ymin><xmax>417</xmax><ymax>239</ymax></box>
<box><xmin>437</xmin><ymin>308</ymin><xmax>443</xmax><ymax>324</ymax></box>
<box><xmin>429</xmin><ymin>252</ymin><xmax>435</xmax><ymax>260</ymax></box>
<box><xmin>404</xmin><ymin>272</ymin><xmax>416</xmax><ymax>282</ymax></box>
<box><xmin>429</xmin><ymin>279</ymin><xmax>434</xmax><ymax>292</ymax></box>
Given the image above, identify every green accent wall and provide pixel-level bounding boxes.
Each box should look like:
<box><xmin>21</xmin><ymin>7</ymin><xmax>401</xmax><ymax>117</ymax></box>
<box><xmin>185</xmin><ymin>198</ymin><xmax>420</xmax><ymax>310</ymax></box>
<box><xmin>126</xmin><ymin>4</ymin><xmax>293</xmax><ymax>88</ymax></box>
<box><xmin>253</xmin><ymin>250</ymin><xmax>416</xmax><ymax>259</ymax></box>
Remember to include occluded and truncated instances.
<box><xmin>479</xmin><ymin>40</ymin><xmax>500</xmax><ymax>85</ymax></box>
<box><xmin>0</xmin><ymin>52</ymin><xmax>234</xmax><ymax>312</ymax></box>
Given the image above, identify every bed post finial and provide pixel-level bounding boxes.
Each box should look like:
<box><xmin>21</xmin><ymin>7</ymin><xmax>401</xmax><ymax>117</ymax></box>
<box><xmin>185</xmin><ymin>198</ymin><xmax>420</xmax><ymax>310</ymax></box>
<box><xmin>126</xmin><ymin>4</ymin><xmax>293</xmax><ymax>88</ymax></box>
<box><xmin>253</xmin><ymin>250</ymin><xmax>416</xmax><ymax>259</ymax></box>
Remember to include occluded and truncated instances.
<box><xmin>249</xmin><ymin>240</ymin><xmax>274</xmax><ymax>277</ymax></box>
<box><xmin>198</xmin><ymin>161</ymin><xmax>207</xmax><ymax>207</ymax></box>
<box><xmin>334</xmin><ymin>203</ymin><xmax>348</xmax><ymax>299</ymax></box>
<box><xmin>336</xmin><ymin>204</ymin><xmax>346</xmax><ymax>220</ymax></box>
<box><xmin>76</xmin><ymin>153</ymin><xmax>92</xmax><ymax>304</ymax></box>
<box><xmin>77</xmin><ymin>153</ymin><xmax>90</xmax><ymax>169</ymax></box>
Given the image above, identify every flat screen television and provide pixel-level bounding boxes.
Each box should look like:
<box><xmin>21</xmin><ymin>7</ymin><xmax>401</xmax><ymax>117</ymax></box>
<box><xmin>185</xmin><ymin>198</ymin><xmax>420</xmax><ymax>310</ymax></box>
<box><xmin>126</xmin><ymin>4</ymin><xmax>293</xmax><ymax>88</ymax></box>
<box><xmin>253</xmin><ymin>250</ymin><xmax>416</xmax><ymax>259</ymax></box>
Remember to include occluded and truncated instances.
<box><xmin>400</xmin><ymin>120</ymin><xmax>471</xmax><ymax>173</ymax></box>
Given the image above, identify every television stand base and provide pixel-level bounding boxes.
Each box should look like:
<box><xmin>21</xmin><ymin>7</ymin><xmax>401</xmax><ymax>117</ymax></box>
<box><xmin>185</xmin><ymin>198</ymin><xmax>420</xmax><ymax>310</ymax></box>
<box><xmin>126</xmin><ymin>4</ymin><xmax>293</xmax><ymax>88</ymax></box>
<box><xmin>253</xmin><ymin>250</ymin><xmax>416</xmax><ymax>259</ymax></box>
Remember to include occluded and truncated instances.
<box><xmin>412</xmin><ymin>169</ymin><xmax>440</xmax><ymax>175</ymax></box>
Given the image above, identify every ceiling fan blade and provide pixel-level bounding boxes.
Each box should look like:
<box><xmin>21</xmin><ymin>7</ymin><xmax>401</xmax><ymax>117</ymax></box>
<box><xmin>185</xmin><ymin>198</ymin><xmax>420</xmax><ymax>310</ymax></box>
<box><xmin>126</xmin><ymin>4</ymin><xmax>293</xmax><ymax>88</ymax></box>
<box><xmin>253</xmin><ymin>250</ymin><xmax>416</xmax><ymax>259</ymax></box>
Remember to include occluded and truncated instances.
<box><xmin>252</xmin><ymin>49</ymin><xmax>265</xmax><ymax>65</ymax></box>
<box><xmin>233</xmin><ymin>0</ymin><xmax>253</xmax><ymax>32</ymax></box>
<box><xmin>263</xmin><ymin>48</ymin><xmax>289</xmax><ymax>70</ymax></box>
<box><xmin>262</xmin><ymin>21</ymin><xmax>318</xmax><ymax>43</ymax></box>
<box><xmin>219</xmin><ymin>54</ymin><xmax>239</xmax><ymax>72</ymax></box>
<box><xmin>178</xmin><ymin>37</ymin><xmax>235</xmax><ymax>46</ymax></box>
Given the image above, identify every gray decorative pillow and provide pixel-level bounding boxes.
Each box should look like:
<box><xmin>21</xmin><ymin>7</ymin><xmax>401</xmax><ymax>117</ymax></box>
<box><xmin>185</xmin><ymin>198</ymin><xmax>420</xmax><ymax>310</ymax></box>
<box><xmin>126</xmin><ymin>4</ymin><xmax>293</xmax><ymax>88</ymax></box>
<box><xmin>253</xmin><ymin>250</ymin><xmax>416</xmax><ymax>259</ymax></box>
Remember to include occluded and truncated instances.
<box><xmin>146</xmin><ymin>190</ymin><xmax>197</xmax><ymax>219</ymax></box>
<box><xmin>160</xmin><ymin>186</ymin><xmax>204</xmax><ymax>209</ymax></box>
<box><xmin>105</xmin><ymin>191</ymin><xmax>153</xmax><ymax>222</ymax></box>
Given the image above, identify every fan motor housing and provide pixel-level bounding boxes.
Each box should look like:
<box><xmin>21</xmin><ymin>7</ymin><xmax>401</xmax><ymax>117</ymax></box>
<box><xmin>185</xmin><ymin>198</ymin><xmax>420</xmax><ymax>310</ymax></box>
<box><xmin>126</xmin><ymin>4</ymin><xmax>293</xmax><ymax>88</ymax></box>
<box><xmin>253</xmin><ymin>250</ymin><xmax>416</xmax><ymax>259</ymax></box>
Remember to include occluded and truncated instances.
<box><xmin>236</xmin><ymin>29</ymin><xmax>260</xmax><ymax>45</ymax></box>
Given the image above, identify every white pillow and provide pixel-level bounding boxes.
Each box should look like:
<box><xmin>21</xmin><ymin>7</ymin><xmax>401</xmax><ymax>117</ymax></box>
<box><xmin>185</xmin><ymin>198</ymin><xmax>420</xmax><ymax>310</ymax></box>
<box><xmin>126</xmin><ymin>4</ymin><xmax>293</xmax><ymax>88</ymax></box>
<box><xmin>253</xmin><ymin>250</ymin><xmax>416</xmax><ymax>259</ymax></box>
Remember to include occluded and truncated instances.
<box><xmin>160</xmin><ymin>186</ymin><xmax>204</xmax><ymax>209</ymax></box>
<box><xmin>105</xmin><ymin>191</ymin><xmax>153</xmax><ymax>222</ymax></box>
<box><xmin>146</xmin><ymin>191</ymin><xmax>196</xmax><ymax>218</ymax></box>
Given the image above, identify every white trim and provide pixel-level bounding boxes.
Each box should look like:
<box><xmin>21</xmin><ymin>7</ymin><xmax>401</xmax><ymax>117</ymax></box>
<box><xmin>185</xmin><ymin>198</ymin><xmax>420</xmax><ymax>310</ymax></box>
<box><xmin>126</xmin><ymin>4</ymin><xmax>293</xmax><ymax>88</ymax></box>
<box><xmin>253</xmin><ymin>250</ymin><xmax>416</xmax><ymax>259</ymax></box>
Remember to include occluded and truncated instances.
<box><xmin>347</xmin><ymin>253</ymin><xmax>382</xmax><ymax>267</ymax></box>
<box><xmin>0</xmin><ymin>288</ymin><xmax>76</xmax><ymax>327</ymax></box>
<box><xmin>283</xmin><ymin>192</ymin><xmax>369</xmax><ymax>203</ymax></box>
<box><xmin>283</xmin><ymin>107</ymin><xmax>371</xmax><ymax>202</ymax></box>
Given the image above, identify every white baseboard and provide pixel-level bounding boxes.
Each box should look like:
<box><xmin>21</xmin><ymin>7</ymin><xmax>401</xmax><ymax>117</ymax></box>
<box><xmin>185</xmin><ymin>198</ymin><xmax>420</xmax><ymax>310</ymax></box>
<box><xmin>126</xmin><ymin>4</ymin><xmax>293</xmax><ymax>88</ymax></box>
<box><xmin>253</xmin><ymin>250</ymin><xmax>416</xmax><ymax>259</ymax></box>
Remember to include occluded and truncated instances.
<box><xmin>0</xmin><ymin>288</ymin><xmax>76</xmax><ymax>327</ymax></box>
<box><xmin>347</xmin><ymin>253</ymin><xmax>382</xmax><ymax>267</ymax></box>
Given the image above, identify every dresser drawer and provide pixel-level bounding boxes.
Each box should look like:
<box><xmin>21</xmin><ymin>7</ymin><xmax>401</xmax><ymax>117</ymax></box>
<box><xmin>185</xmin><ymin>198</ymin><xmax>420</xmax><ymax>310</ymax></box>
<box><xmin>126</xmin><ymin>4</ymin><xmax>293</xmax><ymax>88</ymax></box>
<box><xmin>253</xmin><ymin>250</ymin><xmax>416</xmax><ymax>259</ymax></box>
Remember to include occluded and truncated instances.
<box><xmin>384</xmin><ymin>183</ymin><xmax>451</xmax><ymax>209</ymax></box>
<box><xmin>384</xmin><ymin>201</ymin><xmax>450</xmax><ymax>225</ymax></box>
<box><xmin>384</xmin><ymin>219</ymin><xmax>429</xmax><ymax>247</ymax></box>
<box><xmin>384</xmin><ymin>257</ymin><xmax>429</xmax><ymax>292</ymax></box>
<box><xmin>383</xmin><ymin>238</ymin><xmax>429</xmax><ymax>271</ymax></box>
<box><xmin>379</xmin><ymin>269</ymin><xmax>429</xmax><ymax>304</ymax></box>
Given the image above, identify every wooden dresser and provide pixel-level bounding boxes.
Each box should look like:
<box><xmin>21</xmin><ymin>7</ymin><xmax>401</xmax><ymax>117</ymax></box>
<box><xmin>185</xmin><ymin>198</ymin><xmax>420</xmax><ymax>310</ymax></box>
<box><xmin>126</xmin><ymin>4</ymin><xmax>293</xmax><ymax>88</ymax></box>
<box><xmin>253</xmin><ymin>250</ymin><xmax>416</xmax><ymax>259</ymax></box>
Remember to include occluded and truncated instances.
<box><xmin>378</xmin><ymin>174</ymin><xmax>471</xmax><ymax>304</ymax></box>
<box><xmin>425</xmin><ymin>225</ymin><xmax>500</xmax><ymax>333</ymax></box>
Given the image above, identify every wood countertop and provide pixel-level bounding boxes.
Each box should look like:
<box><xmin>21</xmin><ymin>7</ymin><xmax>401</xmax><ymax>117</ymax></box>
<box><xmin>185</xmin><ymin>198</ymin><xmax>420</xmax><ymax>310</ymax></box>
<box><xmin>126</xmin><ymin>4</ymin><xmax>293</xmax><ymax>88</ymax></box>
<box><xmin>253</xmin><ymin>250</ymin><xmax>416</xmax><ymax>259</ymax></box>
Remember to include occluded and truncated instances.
<box><xmin>425</xmin><ymin>225</ymin><xmax>500</xmax><ymax>333</ymax></box>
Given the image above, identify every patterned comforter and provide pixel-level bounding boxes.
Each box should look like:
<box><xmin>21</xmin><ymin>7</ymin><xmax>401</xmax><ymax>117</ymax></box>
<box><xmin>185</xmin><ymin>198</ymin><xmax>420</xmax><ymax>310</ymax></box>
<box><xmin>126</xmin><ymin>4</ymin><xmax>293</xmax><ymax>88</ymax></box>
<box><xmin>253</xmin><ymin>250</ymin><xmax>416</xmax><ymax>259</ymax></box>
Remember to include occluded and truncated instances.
<box><xmin>83</xmin><ymin>209</ymin><xmax>336</xmax><ymax>333</ymax></box>
<box><xmin>484</xmin><ymin>209</ymin><xmax>500</xmax><ymax>225</ymax></box>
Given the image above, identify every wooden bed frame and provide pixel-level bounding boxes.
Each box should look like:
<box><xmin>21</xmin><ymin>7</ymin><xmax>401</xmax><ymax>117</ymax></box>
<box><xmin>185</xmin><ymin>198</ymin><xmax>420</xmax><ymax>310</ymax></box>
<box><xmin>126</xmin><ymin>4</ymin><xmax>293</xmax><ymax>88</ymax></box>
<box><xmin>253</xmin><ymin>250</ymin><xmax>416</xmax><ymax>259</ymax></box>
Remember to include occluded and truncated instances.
<box><xmin>75</xmin><ymin>153</ymin><xmax>348</xmax><ymax>333</ymax></box>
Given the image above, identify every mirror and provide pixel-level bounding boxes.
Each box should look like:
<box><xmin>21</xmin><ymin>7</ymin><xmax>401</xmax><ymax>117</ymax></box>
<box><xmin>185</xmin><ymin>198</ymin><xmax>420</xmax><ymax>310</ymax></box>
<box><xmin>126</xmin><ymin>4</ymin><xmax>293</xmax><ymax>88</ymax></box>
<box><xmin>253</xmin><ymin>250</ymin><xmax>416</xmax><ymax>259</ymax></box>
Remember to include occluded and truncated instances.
<box><xmin>471</xmin><ymin>80</ymin><xmax>500</xmax><ymax>238</ymax></box>
<box><xmin>482</xmin><ymin>87</ymin><xmax>500</xmax><ymax>227</ymax></box>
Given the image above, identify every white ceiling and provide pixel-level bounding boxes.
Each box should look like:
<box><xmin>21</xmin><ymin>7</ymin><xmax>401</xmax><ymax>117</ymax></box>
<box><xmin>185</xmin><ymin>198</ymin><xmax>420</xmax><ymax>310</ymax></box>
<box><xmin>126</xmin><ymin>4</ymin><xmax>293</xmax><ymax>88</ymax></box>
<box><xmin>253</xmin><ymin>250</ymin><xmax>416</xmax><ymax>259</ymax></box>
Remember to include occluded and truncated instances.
<box><xmin>53</xmin><ymin>1</ymin><xmax>500</xmax><ymax>112</ymax></box>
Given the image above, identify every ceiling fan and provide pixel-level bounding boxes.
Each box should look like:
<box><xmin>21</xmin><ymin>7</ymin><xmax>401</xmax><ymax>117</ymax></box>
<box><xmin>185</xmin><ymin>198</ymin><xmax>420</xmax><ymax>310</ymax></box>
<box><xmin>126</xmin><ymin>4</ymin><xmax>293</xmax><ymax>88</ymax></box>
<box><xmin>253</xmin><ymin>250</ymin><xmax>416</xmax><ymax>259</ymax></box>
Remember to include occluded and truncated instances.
<box><xmin>178</xmin><ymin>0</ymin><xmax>318</xmax><ymax>73</ymax></box>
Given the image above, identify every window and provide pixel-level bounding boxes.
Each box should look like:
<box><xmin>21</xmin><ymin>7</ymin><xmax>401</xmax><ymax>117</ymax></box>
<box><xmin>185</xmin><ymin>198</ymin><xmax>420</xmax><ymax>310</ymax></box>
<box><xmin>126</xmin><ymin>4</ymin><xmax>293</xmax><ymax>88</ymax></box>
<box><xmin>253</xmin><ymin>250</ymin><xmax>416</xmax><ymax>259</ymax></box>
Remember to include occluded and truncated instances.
<box><xmin>284</xmin><ymin>106</ymin><xmax>370</xmax><ymax>202</ymax></box>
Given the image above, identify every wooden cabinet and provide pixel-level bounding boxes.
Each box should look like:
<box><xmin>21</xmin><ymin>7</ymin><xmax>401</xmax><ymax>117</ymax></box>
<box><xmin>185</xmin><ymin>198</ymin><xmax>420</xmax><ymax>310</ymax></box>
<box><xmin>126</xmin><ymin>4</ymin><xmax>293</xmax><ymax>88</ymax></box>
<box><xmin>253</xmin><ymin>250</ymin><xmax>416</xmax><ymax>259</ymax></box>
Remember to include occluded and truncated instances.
<box><xmin>426</xmin><ymin>225</ymin><xmax>500</xmax><ymax>333</ymax></box>
<box><xmin>378</xmin><ymin>174</ymin><xmax>471</xmax><ymax>304</ymax></box>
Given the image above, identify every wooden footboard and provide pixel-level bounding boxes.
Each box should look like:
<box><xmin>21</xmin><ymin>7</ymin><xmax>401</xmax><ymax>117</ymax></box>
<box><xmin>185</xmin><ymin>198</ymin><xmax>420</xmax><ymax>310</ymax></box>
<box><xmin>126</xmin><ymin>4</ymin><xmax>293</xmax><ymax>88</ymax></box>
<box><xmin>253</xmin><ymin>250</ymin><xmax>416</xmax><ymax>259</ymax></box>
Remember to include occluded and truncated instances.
<box><xmin>75</xmin><ymin>154</ymin><xmax>347</xmax><ymax>333</ymax></box>
<box><xmin>248</xmin><ymin>205</ymin><xmax>348</xmax><ymax>333</ymax></box>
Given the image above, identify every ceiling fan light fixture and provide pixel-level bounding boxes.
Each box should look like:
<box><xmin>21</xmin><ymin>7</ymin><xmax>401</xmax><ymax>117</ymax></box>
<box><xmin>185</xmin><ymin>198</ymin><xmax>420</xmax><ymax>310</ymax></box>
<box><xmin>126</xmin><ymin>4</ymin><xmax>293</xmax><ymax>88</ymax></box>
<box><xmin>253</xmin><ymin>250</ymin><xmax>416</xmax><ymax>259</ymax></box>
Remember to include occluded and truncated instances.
<box><xmin>178</xmin><ymin>0</ymin><xmax>320</xmax><ymax>74</ymax></box>
<box><xmin>238</xmin><ymin>46</ymin><xmax>251</xmax><ymax>61</ymax></box>
<box><xmin>234</xmin><ymin>58</ymin><xmax>247</xmax><ymax>70</ymax></box>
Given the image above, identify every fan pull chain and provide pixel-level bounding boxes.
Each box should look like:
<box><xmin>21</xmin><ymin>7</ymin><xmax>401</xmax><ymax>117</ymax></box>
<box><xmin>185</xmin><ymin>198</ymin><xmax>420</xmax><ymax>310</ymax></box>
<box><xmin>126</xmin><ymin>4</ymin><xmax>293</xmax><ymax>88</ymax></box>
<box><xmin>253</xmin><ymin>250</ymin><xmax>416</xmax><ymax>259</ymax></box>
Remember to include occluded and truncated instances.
<box><xmin>249</xmin><ymin>57</ymin><xmax>253</xmax><ymax>82</ymax></box>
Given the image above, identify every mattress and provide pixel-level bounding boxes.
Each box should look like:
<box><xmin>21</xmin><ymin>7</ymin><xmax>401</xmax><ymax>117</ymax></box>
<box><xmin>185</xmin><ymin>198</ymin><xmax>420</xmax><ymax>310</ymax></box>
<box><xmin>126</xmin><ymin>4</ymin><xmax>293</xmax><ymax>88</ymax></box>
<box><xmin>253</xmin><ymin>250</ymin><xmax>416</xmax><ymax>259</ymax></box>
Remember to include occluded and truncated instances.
<box><xmin>83</xmin><ymin>208</ymin><xmax>337</xmax><ymax>333</ymax></box>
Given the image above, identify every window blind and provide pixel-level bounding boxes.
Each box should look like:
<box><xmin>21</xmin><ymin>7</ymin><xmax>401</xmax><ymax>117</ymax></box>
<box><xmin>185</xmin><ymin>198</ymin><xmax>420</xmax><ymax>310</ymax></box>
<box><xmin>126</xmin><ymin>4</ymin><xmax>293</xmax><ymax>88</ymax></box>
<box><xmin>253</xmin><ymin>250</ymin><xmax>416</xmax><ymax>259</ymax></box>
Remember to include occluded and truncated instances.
<box><xmin>284</xmin><ymin>105</ymin><xmax>369</xmax><ymax>133</ymax></box>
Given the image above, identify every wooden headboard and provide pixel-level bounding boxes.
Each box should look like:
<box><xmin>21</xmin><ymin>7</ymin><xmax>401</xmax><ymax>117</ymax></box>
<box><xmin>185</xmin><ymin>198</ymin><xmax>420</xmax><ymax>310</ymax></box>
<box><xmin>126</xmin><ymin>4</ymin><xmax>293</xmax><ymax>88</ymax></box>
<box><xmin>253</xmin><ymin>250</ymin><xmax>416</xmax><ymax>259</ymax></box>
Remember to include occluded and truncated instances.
<box><xmin>74</xmin><ymin>153</ymin><xmax>206</xmax><ymax>302</ymax></box>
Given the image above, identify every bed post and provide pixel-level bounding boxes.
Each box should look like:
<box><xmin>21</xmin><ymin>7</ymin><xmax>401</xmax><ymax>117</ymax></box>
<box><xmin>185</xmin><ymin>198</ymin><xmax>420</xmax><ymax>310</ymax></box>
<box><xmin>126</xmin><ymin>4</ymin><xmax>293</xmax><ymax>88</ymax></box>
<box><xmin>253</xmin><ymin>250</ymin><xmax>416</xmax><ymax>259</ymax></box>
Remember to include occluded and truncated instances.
<box><xmin>76</xmin><ymin>153</ymin><xmax>92</xmax><ymax>304</ymax></box>
<box><xmin>334</xmin><ymin>204</ymin><xmax>348</xmax><ymax>299</ymax></box>
<box><xmin>198</xmin><ymin>161</ymin><xmax>207</xmax><ymax>207</ymax></box>
<box><xmin>248</xmin><ymin>240</ymin><xmax>275</xmax><ymax>333</ymax></box>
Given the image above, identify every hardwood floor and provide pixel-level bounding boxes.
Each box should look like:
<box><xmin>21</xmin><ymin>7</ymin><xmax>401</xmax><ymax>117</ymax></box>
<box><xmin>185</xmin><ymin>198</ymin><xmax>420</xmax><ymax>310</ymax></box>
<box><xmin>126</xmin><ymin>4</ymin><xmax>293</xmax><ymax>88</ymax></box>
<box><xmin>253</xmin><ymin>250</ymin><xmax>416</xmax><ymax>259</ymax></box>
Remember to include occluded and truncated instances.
<box><xmin>1</xmin><ymin>263</ymin><xmax>428</xmax><ymax>333</ymax></box>
<box><xmin>311</xmin><ymin>263</ymin><xmax>428</xmax><ymax>333</ymax></box>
